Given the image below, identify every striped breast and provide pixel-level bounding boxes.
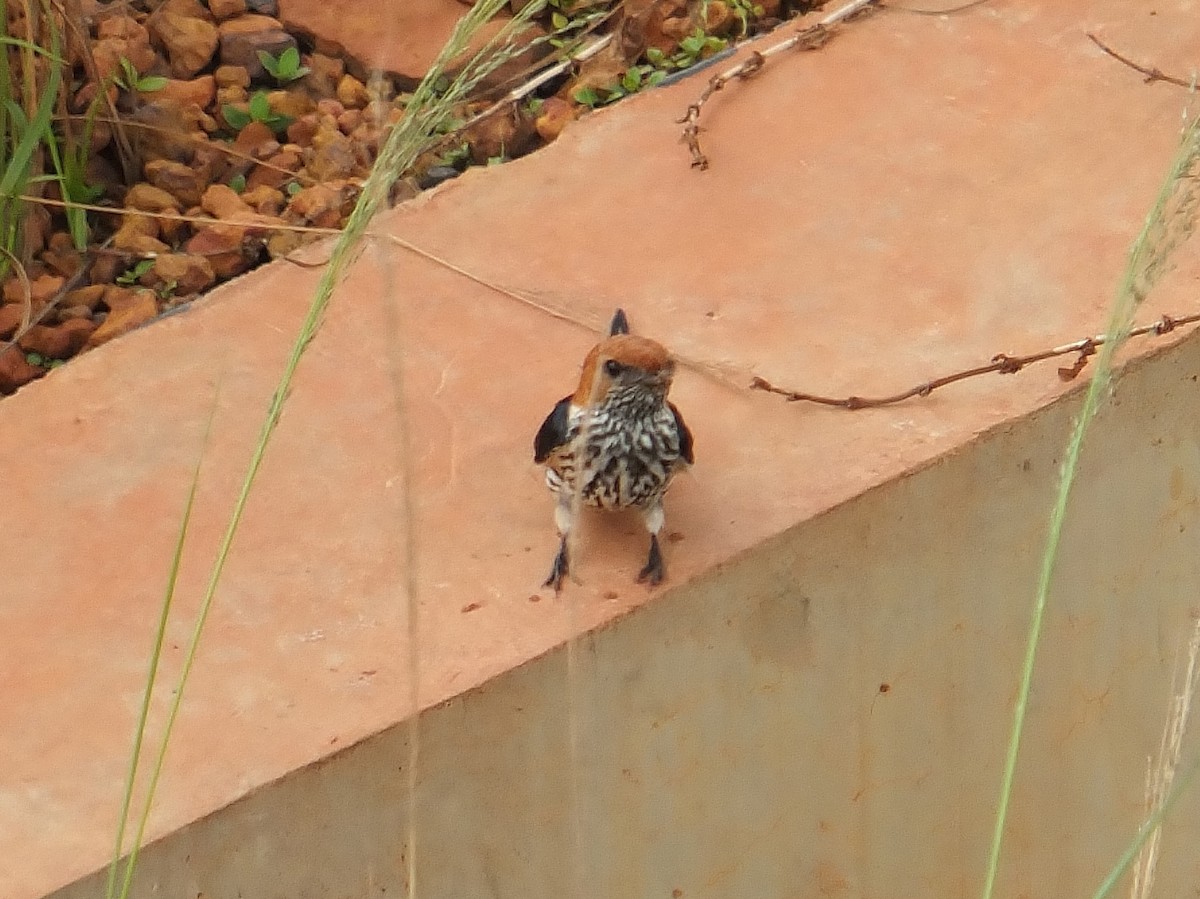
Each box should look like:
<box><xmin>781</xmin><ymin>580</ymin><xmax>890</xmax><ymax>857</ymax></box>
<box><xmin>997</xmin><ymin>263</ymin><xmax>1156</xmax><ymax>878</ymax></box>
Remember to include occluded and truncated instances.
<box><xmin>545</xmin><ymin>399</ymin><xmax>685</xmax><ymax>511</ymax></box>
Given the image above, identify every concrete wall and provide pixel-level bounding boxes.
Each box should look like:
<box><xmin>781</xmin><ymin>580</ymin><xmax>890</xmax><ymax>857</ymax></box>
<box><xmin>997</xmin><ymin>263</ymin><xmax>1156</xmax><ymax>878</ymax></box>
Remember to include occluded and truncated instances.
<box><xmin>54</xmin><ymin>332</ymin><xmax>1200</xmax><ymax>897</ymax></box>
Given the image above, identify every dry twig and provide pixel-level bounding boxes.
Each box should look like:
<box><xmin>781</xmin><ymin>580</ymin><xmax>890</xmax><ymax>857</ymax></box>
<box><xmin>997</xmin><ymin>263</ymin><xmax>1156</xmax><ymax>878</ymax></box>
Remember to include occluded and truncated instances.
<box><xmin>678</xmin><ymin>0</ymin><xmax>879</xmax><ymax>170</ymax></box>
<box><xmin>1087</xmin><ymin>33</ymin><xmax>1194</xmax><ymax>89</ymax></box>
<box><xmin>749</xmin><ymin>313</ymin><xmax>1199</xmax><ymax>408</ymax></box>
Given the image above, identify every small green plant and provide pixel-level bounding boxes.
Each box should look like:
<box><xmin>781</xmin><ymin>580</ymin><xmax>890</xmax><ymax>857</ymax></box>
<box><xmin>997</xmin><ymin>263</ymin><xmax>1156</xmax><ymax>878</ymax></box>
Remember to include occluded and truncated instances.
<box><xmin>228</xmin><ymin>172</ymin><xmax>247</xmax><ymax>193</ymax></box>
<box><xmin>546</xmin><ymin>0</ymin><xmax>606</xmax><ymax>50</ymax></box>
<box><xmin>572</xmin><ymin>64</ymin><xmax>665</xmax><ymax>109</ymax></box>
<box><xmin>114</xmin><ymin>56</ymin><xmax>167</xmax><ymax>94</ymax></box>
<box><xmin>645</xmin><ymin>28</ymin><xmax>728</xmax><ymax>72</ymax></box>
<box><xmin>116</xmin><ymin>259</ymin><xmax>154</xmax><ymax>285</ymax></box>
<box><xmin>25</xmin><ymin>351</ymin><xmax>45</xmax><ymax>367</ymax></box>
<box><xmin>155</xmin><ymin>279</ymin><xmax>177</xmax><ymax>301</ymax></box>
<box><xmin>285</xmin><ymin>180</ymin><xmax>303</xmax><ymax>197</ymax></box>
<box><xmin>730</xmin><ymin>0</ymin><xmax>765</xmax><ymax>36</ymax></box>
<box><xmin>222</xmin><ymin>90</ymin><xmax>291</xmax><ymax>134</ymax></box>
<box><xmin>436</xmin><ymin>142</ymin><xmax>471</xmax><ymax>169</ymax></box>
<box><xmin>257</xmin><ymin>47</ymin><xmax>310</xmax><ymax>84</ymax></box>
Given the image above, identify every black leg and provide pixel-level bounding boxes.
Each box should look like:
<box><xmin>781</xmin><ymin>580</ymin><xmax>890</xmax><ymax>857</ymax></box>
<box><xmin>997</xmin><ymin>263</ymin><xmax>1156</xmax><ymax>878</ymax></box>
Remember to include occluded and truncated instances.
<box><xmin>544</xmin><ymin>535</ymin><xmax>569</xmax><ymax>592</ymax></box>
<box><xmin>637</xmin><ymin>533</ymin><xmax>665</xmax><ymax>586</ymax></box>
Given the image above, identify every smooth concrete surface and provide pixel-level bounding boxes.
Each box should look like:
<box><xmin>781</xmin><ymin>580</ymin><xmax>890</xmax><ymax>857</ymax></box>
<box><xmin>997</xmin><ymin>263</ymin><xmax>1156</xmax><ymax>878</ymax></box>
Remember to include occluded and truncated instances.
<box><xmin>5</xmin><ymin>0</ymin><xmax>1200</xmax><ymax>896</ymax></box>
<box><xmin>47</xmin><ymin>331</ymin><xmax>1200</xmax><ymax>898</ymax></box>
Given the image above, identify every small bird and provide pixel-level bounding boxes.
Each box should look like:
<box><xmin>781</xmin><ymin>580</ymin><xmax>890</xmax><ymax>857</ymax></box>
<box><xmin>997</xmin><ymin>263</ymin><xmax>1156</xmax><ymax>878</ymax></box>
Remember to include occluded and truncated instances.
<box><xmin>534</xmin><ymin>309</ymin><xmax>694</xmax><ymax>591</ymax></box>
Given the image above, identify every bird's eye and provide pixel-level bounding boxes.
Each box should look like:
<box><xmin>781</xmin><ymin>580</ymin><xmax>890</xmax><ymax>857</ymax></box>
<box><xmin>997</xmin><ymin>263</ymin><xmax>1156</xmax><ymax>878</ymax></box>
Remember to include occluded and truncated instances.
<box><xmin>604</xmin><ymin>359</ymin><xmax>623</xmax><ymax>377</ymax></box>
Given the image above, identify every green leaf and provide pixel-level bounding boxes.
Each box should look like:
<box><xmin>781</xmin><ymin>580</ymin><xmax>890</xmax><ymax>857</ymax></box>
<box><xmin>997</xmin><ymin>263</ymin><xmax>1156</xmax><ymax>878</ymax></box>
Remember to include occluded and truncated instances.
<box><xmin>229</xmin><ymin>173</ymin><xmax>247</xmax><ymax>193</ymax></box>
<box><xmin>257</xmin><ymin>50</ymin><xmax>280</xmax><ymax>77</ymax></box>
<box><xmin>279</xmin><ymin>46</ymin><xmax>300</xmax><ymax>73</ymax></box>
<box><xmin>222</xmin><ymin>104</ymin><xmax>251</xmax><ymax>130</ymax></box>
<box><xmin>551</xmin><ymin>11</ymin><xmax>568</xmax><ymax>29</ymax></box>
<box><xmin>572</xmin><ymin>86</ymin><xmax>600</xmax><ymax>108</ymax></box>
<box><xmin>248</xmin><ymin>91</ymin><xmax>272</xmax><ymax>121</ymax></box>
<box><xmin>136</xmin><ymin>75</ymin><xmax>168</xmax><ymax>93</ymax></box>
<box><xmin>645</xmin><ymin>47</ymin><xmax>665</xmax><ymax>64</ymax></box>
<box><xmin>286</xmin><ymin>181</ymin><xmax>303</xmax><ymax>196</ymax></box>
<box><xmin>680</xmin><ymin>35</ymin><xmax>704</xmax><ymax>54</ymax></box>
<box><xmin>621</xmin><ymin>68</ymin><xmax>642</xmax><ymax>92</ymax></box>
<box><xmin>25</xmin><ymin>352</ymin><xmax>45</xmax><ymax>367</ymax></box>
<box><xmin>647</xmin><ymin>69</ymin><xmax>667</xmax><ymax>86</ymax></box>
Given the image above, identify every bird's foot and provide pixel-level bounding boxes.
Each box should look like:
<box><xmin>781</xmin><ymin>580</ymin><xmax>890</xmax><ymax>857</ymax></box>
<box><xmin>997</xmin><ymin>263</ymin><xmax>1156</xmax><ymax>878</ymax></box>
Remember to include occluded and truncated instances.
<box><xmin>543</xmin><ymin>538</ymin><xmax>569</xmax><ymax>593</ymax></box>
<box><xmin>636</xmin><ymin>534</ymin><xmax>665</xmax><ymax>587</ymax></box>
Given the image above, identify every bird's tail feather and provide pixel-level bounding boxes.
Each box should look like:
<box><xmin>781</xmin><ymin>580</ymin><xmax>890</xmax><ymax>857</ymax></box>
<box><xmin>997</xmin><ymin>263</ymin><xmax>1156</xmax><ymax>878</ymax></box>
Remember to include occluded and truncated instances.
<box><xmin>609</xmin><ymin>308</ymin><xmax>630</xmax><ymax>336</ymax></box>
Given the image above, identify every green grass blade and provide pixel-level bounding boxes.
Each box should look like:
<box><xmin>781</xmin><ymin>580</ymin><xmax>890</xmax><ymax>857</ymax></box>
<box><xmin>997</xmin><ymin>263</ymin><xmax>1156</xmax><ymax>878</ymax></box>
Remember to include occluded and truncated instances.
<box><xmin>1091</xmin><ymin>756</ymin><xmax>1200</xmax><ymax>899</ymax></box>
<box><xmin>105</xmin><ymin>384</ymin><xmax>221</xmax><ymax>899</ymax></box>
<box><xmin>110</xmin><ymin>3</ymin><xmax>548</xmax><ymax>897</ymax></box>
<box><xmin>981</xmin><ymin>111</ymin><xmax>1200</xmax><ymax>899</ymax></box>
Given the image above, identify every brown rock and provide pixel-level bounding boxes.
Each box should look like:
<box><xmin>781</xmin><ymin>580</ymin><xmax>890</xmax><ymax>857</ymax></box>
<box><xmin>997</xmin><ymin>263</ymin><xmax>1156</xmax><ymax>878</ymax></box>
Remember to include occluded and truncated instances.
<box><xmin>145</xmin><ymin>253</ymin><xmax>216</xmax><ymax>294</ymax></box>
<box><xmin>201</xmin><ymin>183</ymin><xmax>255</xmax><ymax>219</ymax></box>
<box><xmin>268</xmin><ymin>88</ymin><xmax>315</xmax><ymax>120</ymax></box>
<box><xmin>42</xmin><ymin>232</ymin><xmax>84</xmax><ymax>279</ymax></box>
<box><xmin>218</xmin><ymin>16</ymin><xmax>295</xmax><ymax>78</ymax></box>
<box><xmin>335</xmin><ymin>74</ymin><xmax>370</xmax><ymax>109</ymax></box>
<box><xmin>151</xmin><ymin>12</ymin><xmax>219</xmax><ymax>79</ymax></box>
<box><xmin>89</xmin><ymin>255</ymin><xmax>122</xmax><ymax>286</ymax></box>
<box><xmin>64</xmin><ymin>285</ymin><xmax>106</xmax><ymax>311</ymax></box>
<box><xmin>535</xmin><ymin>97</ymin><xmax>577</xmax><ymax>143</ymax></box>
<box><xmin>145</xmin><ymin>158</ymin><xmax>207</xmax><ymax>208</ymax></box>
<box><xmin>335</xmin><ymin>108</ymin><xmax>362</xmax><ymax>135</ymax></box>
<box><xmin>702</xmin><ymin>0</ymin><xmax>733</xmax><ymax>35</ymax></box>
<box><xmin>72</xmin><ymin>81</ymin><xmax>119</xmax><ymax>115</ymax></box>
<box><xmin>130</xmin><ymin>100</ymin><xmax>204</xmax><ymax>163</ymax></box>
<box><xmin>233</xmin><ymin>120</ymin><xmax>276</xmax><ymax>156</ymax></box>
<box><xmin>305</xmin><ymin>126</ymin><xmax>358</xmax><ymax>181</ymax></box>
<box><xmin>240</xmin><ymin>184</ymin><xmax>285</xmax><ymax>215</ymax></box>
<box><xmin>157</xmin><ymin>0</ymin><xmax>213</xmax><ymax>19</ymax></box>
<box><xmin>153</xmin><ymin>75</ymin><xmax>216</xmax><ymax>108</ymax></box>
<box><xmin>315</xmin><ymin>98</ymin><xmax>344</xmax><ymax>118</ymax></box>
<box><xmin>466</xmin><ymin>107</ymin><xmax>537</xmax><ymax>164</ymax></box>
<box><xmin>0</xmin><ymin>304</ymin><xmax>24</xmax><ymax>339</ymax></box>
<box><xmin>246</xmin><ymin>149</ymin><xmax>301</xmax><ymax>190</ymax></box>
<box><xmin>303</xmin><ymin>53</ymin><xmax>344</xmax><ymax>99</ymax></box>
<box><xmin>93</xmin><ymin>36</ymin><xmax>158</xmax><ymax>83</ymax></box>
<box><xmin>97</xmin><ymin>15</ymin><xmax>150</xmax><ymax>43</ymax></box>
<box><xmin>125</xmin><ymin>183</ymin><xmax>181</xmax><ymax>213</ymax></box>
<box><xmin>57</xmin><ymin>305</ymin><xmax>95</xmax><ymax>322</ymax></box>
<box><xmin>214</xmin><ymin>64</ymin><xmax>251</xmax><ymax>89</ymax></box>
<box><xmin>101</xmin><ymin>286</ymin><xmax>140</xmax><ymax>311</ymax></box>
<box><xmin>0</xmin><ymin>349</ymin><xmax>42</xmax><ymax>394</ymax></box>
<box><xmin>265</xmin><ymin>230</ymin><xmax>303</xmax><ymax>259</ymax></box>
<box><xmin>87</xmin><ymin>291</ymin><xmax>159</xmax><ymax>348</ymax></box>
<box><xmin>208</xmin><ymin>0</ymin><xmax>247</xmax><ymax>19</ymax></box>
<box><xmin>216</xmin><ymin>85</ymin><xmax>249</xmax><ymax>109</ymax></box>
<box><xmin>18</xmin><ymin>321</ymin><xmax>94</xmax><ymax>358</ymax></box>
<box><xmin>285</xmin><ymin>113</ymin><xmax>318</xmax><ymax>146</ymax></box>
<box><xmin>185</xmin><ymin>225</ymin><xmax>249</xmax><ymax>278</ymax></box>
<box><xmin>4</xmin><ymin>273</ymin><xmax>64</xmax><ymax>308</ymax></box>
<box><xmin>287</xmin><ymin>182</ymin><xmax>350</xmax><ymax>228</ymax></box>
<box><xmin>111</xmin><ymin>213</ymin><xmax>161</xmax><ymax>250</ymax></box>
<box><xmin>218</xmin><ymin>11</ymin><xmax>283</xmax><ymax>31</ymax></box>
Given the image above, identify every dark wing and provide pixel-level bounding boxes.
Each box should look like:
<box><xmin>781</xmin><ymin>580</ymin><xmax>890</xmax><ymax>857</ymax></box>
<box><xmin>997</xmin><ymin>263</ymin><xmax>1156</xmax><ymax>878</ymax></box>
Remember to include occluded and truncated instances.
<box><xmin>669</xmin><ymin>402</ymin><xmax>694</xmax><ymax>465</ymax></box>
<box><xmin>534</xmin><ymin>395</ymin><xmax>574</xmax><ymax>463</ymax></box>
<box><xmin>609</xmin><ymin>308</ymin><xmax>630</xmax><ymax>336</ymax></box>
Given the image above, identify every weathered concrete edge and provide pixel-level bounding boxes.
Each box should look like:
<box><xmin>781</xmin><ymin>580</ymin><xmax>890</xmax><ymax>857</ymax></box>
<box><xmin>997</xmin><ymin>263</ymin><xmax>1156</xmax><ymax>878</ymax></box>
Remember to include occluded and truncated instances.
<box><xmin>45</xmin><ymin>326</ymin><xmax>1200</xmax><ymax>899</ymax></box>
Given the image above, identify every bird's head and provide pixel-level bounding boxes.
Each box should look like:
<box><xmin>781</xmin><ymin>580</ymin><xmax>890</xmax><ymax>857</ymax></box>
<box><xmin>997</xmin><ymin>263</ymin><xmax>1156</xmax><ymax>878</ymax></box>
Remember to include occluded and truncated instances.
<box><xmin>574</xmin><ymin>334</ymin><xmax>676</xmax><ymax>406</ymax></box>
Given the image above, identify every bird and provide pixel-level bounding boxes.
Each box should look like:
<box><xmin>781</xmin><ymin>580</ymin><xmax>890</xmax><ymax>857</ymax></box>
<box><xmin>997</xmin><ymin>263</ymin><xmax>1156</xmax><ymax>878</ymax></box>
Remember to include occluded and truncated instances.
<box><xmin>533</xmin><ymin>309</ymin><xmax>694</xmax><ymax>591</ymax></box>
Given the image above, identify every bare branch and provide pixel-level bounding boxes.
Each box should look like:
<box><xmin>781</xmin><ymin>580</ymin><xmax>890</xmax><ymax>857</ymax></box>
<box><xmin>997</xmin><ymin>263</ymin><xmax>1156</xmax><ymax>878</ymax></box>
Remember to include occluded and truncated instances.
<box><xmin>1087</xmin><ymin>33</ymin><xmax>1194</xmax><ymax>89</ymax></box>
<box><xmin>679</xmin><ymin>0</ymin><xmax>878</xmax><ymax>170</ymax></box>
<box><xmin>749</xmin><ymin>313</ymin><xmax>1198</xmax><ymax>409</ymax></box>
